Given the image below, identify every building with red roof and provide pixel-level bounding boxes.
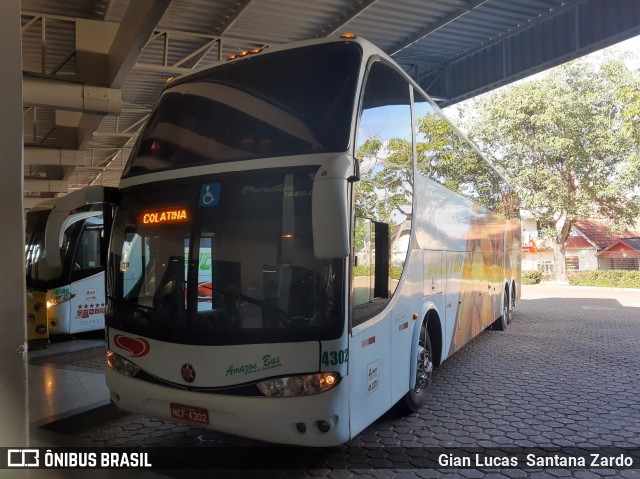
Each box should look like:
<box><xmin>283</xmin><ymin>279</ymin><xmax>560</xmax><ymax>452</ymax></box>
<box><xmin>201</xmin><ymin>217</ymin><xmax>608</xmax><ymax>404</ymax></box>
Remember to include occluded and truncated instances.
<box><xmin>521</xmin><ymin>216</ymin><xmax>640</xmax><ymax>273</ymax></box>
<box><xmin>596</xmin><ymin>238</ymin><xmax>640</xmax><ymax>271</ymax></box>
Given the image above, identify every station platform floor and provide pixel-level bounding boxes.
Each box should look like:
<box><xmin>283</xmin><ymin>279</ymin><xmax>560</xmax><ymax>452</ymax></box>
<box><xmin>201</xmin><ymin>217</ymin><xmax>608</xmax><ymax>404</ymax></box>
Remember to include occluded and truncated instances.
<box><xmin>28</xmin><ymin>337</ymin><xmax>110</xmax><ymax>426</ymax></box>
<box><xmin>27</xmin><ymin>337</ymin><xmax>166</xmax><ymax>478</ymax></box>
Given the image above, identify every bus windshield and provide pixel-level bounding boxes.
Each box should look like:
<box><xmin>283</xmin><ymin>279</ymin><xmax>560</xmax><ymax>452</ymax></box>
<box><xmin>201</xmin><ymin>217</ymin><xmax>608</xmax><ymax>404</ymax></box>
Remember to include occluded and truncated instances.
<box><xmin>26</xmin><ymin>205</ymin><xmax>107</xmax><ymax>290</ymax></box>
<box><xmin>25</xmin><ymin>209</ymin><xmax>52</xmax><ymax>289</ymax></box>
<box><xmin>108</xmin><ymin>168</ymin><xmax>344</xmax><ymax>345</ymax></box>
<box><xmin>123</xmin><ymin>42</ymin><xmax>362</xmax><ymax>177</ymax></box>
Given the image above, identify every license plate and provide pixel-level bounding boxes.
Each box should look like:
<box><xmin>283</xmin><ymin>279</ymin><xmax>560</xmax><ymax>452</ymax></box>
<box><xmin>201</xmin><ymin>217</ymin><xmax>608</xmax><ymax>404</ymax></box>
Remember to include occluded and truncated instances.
<box><xmin>170</xmin><ymin>402</ymin><xmax>210</xmax><ymax>425</ymax></box>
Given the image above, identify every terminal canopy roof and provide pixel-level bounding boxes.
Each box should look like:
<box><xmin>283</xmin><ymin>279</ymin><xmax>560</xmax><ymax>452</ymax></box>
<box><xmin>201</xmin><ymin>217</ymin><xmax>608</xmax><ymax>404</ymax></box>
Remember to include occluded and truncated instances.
<box><xmin>20</xmin><ymin>0</ymin><xmax>640</xmax><ymax>207</ymax></box>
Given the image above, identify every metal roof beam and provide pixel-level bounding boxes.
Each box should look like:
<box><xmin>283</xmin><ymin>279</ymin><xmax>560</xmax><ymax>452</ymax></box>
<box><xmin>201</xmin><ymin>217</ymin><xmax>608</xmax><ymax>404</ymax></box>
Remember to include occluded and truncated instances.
<box><xmin>218</xmin><ymin>0</ymin><xmax>254</xmax><ymax>35</ymax></box>
<box><xmin>75</xmin><ymin>19</ymin><xmax>119</xmax><ymax>87</ymax></box>
<box><xmin>24</xmin><ymin>178</ymin><xmax>68</xmax><ymax>193</ymax></box>
<box><xmin>24</xmin><ymin>147</ymin><xmax>86</xmax><ymax>167</ymax></box>
<box><xmin>107</xmin><ymin>0</ymin><xmax>173</xmax><ymax>88</ymax></box>
<box><xmin>387</xmin><ymin>0</ymin><xmax>491</xmax><ymax>57</ymax></box>
<box><xmin>421</xmin><ymin>0</ymin><xmax>640</xmax><ymax>106</ymax></box>
<box><xmin>52</xmin><ymin>110</ymin><xmax>106</xmax><ymax>150</ymax></box>
<box><xmin>54</xmin><ymin>1</ymin><xmax>171</xmax><ymax>151</ymax></box>
<box><xmin>24</xmin><ymin>196</ymin><xmax>57</xmax><ymax>209</ymax></box>
<box><xmin>320</xmin><ymin>0</ymin><xmax>380</xmax><ymax>37</ymax></box>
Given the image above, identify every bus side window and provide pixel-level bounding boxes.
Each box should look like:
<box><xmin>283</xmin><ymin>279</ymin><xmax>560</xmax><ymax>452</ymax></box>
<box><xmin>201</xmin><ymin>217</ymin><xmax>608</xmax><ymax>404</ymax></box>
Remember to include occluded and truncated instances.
<box><xmin>352</xmin><ymin>61</ymin><xmax>413</xmax><ymax>327</ymax></box>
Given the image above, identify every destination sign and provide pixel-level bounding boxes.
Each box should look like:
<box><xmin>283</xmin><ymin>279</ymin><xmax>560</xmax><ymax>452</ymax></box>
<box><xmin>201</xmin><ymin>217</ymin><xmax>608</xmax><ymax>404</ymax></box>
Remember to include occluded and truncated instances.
<box><xmin>140</xmin><ymin>208</ymin><xmax>188</xmax><ymax>225</ymax></box>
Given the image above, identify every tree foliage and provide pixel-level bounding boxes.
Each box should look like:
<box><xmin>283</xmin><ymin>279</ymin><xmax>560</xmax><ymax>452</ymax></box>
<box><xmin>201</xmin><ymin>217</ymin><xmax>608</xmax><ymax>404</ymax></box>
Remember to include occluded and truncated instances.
<box><xmin>356</xmin><ymin>113</ymin><xmax>518</xmax><ymax>223</ymax></box>
<box><xmin>462</xmin><ymin>56</ymin><xmax>640</xmax><ymax>280</ymax></box>
<box><xmin>356</xmin><ymin>136</ymin><xmax>413</xmax><ymax>223</ymax></box>
<box><xmin>415</xmin><ymin>114</ymin><xmax>518</xmax><ymax>217</ymax></box>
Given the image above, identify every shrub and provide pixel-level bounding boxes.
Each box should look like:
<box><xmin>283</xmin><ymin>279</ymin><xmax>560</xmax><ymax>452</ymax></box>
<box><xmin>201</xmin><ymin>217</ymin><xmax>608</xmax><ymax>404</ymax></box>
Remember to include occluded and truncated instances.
<box><xmin>567</xmin><ymin>270</ymin><xmax>640</xmax><ymax>288</ymax></box>
<box><xmin>521</xmin><ymin>270</ymin><xmax>542</xmax><ymax>285</ymax></box>
<box><xmin>352</xmin><ymin>265</ymin><xmax>370</xmax><ymax>277</ymax></box>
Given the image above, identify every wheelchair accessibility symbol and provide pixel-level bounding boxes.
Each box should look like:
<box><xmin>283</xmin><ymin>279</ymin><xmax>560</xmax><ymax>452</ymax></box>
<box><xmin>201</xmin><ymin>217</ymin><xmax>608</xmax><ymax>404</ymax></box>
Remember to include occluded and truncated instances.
<box><xmin>199</xmin><ymin>183</ymin><xmax>220</xmax><ymax>207</ymax></box>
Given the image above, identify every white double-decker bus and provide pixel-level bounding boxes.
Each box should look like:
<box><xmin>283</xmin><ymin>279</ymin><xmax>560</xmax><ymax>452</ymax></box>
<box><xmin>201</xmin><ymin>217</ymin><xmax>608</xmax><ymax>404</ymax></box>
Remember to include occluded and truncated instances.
<box><xmin>105</xmin><ymin>34</ymin><xmax>521</xmax><ymax>446</ymax></box>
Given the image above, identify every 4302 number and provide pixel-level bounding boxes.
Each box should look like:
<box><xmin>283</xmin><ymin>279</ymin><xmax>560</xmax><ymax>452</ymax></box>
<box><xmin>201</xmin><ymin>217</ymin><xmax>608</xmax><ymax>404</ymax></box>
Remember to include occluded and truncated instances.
<box><xmin>321</xmin><ymin>348</ymin><xmax>349</xmax><ymax>366</ymax></box>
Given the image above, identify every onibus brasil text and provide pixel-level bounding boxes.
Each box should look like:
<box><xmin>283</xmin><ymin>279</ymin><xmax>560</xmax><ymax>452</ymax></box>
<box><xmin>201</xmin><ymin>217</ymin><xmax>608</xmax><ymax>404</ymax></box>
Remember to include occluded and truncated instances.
<box><xmin>40</xmin><ymin>450</ymin><xmax>152</xmax><ymax>468</ymax></box>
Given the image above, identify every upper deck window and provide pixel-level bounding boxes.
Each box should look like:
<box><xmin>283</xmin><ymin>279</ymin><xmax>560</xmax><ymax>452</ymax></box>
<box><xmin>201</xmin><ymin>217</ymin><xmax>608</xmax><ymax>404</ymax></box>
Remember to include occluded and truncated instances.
<box><xmin>124</xmin><ymin>42</ymin><xmax>362</xmax><ymax>177</ymax></box>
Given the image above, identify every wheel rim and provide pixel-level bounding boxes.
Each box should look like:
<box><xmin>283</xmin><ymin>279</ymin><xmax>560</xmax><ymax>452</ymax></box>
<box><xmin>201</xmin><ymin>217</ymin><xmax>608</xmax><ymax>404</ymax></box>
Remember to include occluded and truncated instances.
<box><xmin>414</xmin><ymin>327</ymin><xmax>433</xmax><ymax>393</ymax></box>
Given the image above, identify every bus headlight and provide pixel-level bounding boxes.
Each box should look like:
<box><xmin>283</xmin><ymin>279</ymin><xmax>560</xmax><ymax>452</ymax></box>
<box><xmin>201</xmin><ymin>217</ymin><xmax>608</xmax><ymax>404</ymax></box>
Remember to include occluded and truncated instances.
<box><xmin>107</xmin><ymin>350</ymin><xmax>140</xmax><ymax>377</ymax></box>
<box><xmin>46</xmin><ymin>292</ymin><xmax>76</xmax><ymax>309</ymax></box>
<box><xmin>257</xmin><ymin>372</ymin><xmax>340</xmax><ymax>397</ymax></box>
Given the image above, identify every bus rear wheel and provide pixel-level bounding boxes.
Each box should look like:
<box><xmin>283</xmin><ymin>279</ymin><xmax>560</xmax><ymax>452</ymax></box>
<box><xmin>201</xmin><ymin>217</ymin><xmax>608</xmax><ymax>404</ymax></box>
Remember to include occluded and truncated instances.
<box><xmin>493</xmin><ymin>291</ymin><xmax>510</xmax><ymax>331</ymax></box>
<box><xmin>398</xmin><ymin>323</ymin><xmax>433</xmax><ymax>414</ymax></box>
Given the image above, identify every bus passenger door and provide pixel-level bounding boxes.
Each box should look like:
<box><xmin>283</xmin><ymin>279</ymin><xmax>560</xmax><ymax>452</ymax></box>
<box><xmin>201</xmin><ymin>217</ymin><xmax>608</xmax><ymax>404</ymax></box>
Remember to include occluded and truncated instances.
<box><xmin>349</xmin><ymin>58</ymin><xmax>415</xmax><ymax>435</ymax></box>
<box><xmin>349</xmin><ymin>218</ymin><xmax>391</xmax><ymax>435</ymax></box>
<box><xmin>68</xmin><ymin>222</ymin><xmax>106</xmax><ymax>334</ymax></box>
<box><xmin>349</xmin><ymin>218</ymin><xmax>392</xmax><ymax>435</ymax></box>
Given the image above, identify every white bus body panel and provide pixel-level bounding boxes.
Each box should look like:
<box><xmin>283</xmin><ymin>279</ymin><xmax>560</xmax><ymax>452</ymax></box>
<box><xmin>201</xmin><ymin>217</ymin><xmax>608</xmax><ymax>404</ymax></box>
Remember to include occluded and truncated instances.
<box><xmin>109</xmin><ymin>328</ymin><xmax>320</xmax><ymax>387</ymax></box>
<box><xmin>48</xmin><ymin>272</ymin><xmax>105</xmax><ymax>334</ymax></box>
<box><xmin>414</xmin><ymin>173</ymin><xmax>510</xmax><ymax>357</ymax></box>
<box><xmin>348</xmin><ymin>312</ymin><xmax>392</xmax><ymax>436</ymax></box>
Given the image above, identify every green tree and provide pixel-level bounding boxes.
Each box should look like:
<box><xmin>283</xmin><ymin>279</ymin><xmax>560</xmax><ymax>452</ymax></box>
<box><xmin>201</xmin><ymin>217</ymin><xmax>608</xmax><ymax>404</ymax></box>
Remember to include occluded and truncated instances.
<box><xmin>464</xmin><ymin>56</ymin><xmax>640</xmax><ymax>281</ymax></box>
<box><xmin>415</xmin><ymin>113</ymin><xmax>517</xmax><ymax>217</ymax></box>
<box><xmin>356</xmin><ymin>136</ymin><xmax>413</xmax><ymax>223</ymax></box>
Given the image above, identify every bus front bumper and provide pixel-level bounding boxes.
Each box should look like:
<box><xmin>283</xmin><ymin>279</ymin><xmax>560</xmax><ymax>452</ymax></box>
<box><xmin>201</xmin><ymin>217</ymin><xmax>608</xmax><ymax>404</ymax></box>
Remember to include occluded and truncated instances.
<box><xmin>106</xmin><ymin>368</ymin><xmax>351</xmax><ymax>447</ymax></box>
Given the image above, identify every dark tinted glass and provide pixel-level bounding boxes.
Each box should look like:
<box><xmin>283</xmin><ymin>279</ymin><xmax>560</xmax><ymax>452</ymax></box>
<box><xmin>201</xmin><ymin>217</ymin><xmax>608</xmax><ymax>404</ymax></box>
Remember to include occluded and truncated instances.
<box><xmin>108</xmin><ymin>169</ymin><xmax>344</xmax><ymax>345</ymax></box>
<box><xmin>353</xmin><ymin>62</ymin><xmax>413</xmax><ymax>325</ymax></box>
<box><xmin>124</xmin><ymin>42</ymin><xmax>362</xmax><ymax>177</ymax></box>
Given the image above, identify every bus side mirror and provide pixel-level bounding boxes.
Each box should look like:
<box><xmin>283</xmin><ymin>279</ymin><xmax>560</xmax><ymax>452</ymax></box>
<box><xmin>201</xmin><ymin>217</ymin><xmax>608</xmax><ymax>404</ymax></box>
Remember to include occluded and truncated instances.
<box><xmin>312</xmin><ymin>154</ymin><xmax>354</xmax><ymax>259</ymax></box>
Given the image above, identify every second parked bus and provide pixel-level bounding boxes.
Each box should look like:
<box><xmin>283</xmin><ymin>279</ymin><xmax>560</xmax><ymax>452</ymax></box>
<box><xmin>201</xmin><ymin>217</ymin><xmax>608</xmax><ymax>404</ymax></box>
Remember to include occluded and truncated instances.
<box><xmin>25</xmin><ymin>186</ymin><xmax>116</xmax><ymax>339</ymax></box>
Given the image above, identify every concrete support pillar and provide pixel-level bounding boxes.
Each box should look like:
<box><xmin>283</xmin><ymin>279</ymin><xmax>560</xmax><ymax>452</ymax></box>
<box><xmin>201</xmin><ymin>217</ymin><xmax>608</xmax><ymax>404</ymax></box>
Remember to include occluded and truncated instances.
<box><xmin>0</xmin><ymin>0</ymin><xmax>28</xmax><ymax>457</ymax></box>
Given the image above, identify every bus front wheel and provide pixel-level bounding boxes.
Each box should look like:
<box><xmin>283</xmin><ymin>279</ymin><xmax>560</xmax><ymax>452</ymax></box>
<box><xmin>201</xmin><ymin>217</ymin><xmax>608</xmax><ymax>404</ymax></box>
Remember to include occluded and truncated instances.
<box><xmin>398</xmin><ymin>323</ymin><xmax>433</xmax><ymax>414</ymax></box>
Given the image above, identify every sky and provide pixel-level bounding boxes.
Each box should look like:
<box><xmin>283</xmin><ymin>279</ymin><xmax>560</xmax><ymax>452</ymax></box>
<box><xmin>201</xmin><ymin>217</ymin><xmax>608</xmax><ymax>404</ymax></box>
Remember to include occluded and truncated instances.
<box><xmin>587</xmin><ymin>33</ymin><xmax>640</xmax><ymax>69</ymax></box>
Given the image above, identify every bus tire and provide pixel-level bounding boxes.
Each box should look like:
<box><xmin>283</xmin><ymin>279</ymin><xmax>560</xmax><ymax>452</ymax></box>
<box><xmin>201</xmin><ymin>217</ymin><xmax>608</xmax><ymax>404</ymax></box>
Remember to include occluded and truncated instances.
<box><xmin>493</xmin><ymin>291</ymin><xmax>509</xmax><ymax>331</ymax></box>
<box><xmin>398</xmin><ymin>322</ymin><xmax>433</xmax><ymax>414</ymax></box>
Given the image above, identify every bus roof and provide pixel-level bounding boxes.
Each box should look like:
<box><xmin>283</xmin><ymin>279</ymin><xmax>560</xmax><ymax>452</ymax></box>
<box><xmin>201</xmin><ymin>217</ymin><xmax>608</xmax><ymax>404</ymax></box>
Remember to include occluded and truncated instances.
<box><xmin>164</xmin><ymin>34</ymin><xmax>389</xmax><ymax>89</ymax></box>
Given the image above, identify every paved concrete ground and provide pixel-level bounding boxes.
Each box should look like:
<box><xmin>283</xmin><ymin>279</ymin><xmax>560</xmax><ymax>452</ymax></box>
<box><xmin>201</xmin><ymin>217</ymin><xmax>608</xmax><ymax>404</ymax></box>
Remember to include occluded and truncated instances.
<box><xmin>31</xmin><ymin>285</ymin><xmax>640</xmax><ymax>478</ymax></box>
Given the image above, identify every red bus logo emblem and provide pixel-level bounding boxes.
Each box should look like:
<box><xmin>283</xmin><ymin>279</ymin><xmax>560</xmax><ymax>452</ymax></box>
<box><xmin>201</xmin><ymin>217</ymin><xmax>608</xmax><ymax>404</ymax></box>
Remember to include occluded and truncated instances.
<box><xmin>114</xmin><ymin>335</ymin><xmax>150</xmax><ymax>358</ymax></box>
<box><xmin>181</xmin><ymin>363</ymin><xmax>196</xmax><ymax>383</ymax></box>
